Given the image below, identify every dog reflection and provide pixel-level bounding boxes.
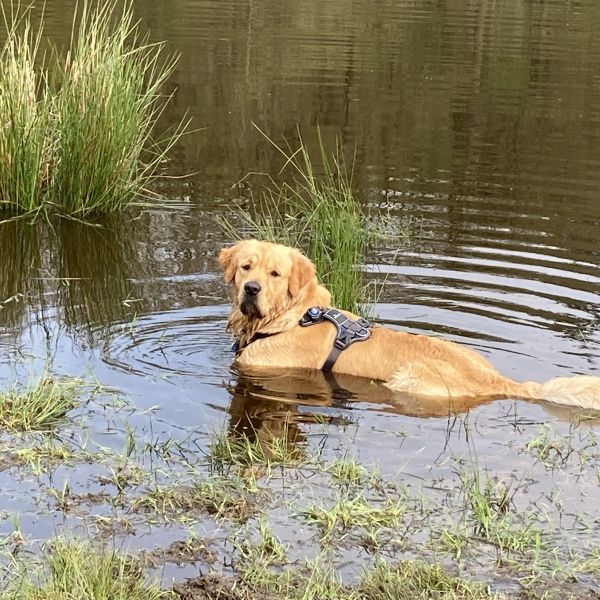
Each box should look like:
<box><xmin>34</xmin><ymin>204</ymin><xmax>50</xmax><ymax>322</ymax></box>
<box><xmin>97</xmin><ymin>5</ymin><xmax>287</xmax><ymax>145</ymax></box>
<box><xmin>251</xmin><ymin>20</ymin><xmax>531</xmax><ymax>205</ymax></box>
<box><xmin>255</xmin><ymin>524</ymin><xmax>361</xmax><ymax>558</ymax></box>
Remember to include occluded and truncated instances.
<box><xmin>225</xmin><ymin>368</ymin><xmax>494</xmax><ymax>457</ymax></box>
<box><xmin>226</xmin><ymin>368</ymin><xmax>600</xmax><ymax>454</ymax></box>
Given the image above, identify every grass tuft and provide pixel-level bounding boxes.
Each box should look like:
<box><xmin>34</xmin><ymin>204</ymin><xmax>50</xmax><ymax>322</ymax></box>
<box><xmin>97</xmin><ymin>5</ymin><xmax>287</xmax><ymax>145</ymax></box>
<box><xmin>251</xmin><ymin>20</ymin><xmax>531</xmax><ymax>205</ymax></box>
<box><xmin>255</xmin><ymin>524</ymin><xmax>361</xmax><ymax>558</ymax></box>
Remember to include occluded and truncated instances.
<box><xmin>359</xmin><ymin>560</ymin><xmax>498</xmax><ymax>600</ymax></box>
<box><xmin>0</xmin><ymin>376</ymin><xmax>80</xmax><ymax>432</ymax></box>
<box><xmin>133</xmin><ymin>475</ymin><xmax>260</xmax><ymax>522</ymax></box>
<box><xmin>207</xmin><ymin>422</ymin><xmax>304</xmax><ymax>476</ymax></box>
<box><xmin>459</xmin><ymin>468</ymin><xmax>542</xmax><ymax>556</ymax></box>
<box><xmin>238</xmin><ymin>555</ymin><xmax>354</xmax><ymax>600</ymax></box>
<box><xmin>8</xmin><ymin>538</ymin><xmax>172</xmax><ymax>600</ymax></box>
<box><xmin>327</xmin><ymin>457</ymin><xmax>382</xmax><ymax>489</ymax></box>
<box><xmin>0</xmin><ymin>4</ymin><xmax>51</xmax><ymax>215</ymax></box>
<box><xmin>302</xmin><ymin>495</ymin><xmax>404</xmax><ymax>541</ymax></box>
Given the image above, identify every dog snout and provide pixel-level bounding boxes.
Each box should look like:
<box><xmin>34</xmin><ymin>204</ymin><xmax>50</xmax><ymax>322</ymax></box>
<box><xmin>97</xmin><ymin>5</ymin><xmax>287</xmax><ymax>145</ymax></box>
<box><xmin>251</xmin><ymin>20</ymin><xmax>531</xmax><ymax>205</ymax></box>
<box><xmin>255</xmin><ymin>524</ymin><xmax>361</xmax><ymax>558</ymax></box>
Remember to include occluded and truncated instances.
<box><xmin>244</xmin><ymin>281</ymin><xmax>261</xmax><ymax>296</ymax></box>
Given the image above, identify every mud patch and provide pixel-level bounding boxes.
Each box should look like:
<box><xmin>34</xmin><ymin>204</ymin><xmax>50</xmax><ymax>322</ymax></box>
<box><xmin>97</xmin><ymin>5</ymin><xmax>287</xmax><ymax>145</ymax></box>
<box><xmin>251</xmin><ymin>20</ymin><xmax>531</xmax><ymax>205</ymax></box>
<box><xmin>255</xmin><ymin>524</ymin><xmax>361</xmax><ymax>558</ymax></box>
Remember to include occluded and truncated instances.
<box><xmin>145</xmin><ymin>537</ymin><xmax>217</xmax><ymax>567</ymax></box>
<box><xmin>173</xmin><ymin>574</ymin><xmax>275</xmax><ymax>600</ymax></box>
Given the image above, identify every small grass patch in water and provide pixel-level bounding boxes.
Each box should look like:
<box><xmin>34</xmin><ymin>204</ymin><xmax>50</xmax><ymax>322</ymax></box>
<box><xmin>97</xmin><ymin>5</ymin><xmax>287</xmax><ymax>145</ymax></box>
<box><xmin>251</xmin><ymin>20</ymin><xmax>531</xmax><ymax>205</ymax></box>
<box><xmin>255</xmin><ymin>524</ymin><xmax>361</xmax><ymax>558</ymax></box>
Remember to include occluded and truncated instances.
<box><xmin>205</xmin><ymin>554</ymin><xmax>497</xmax><ymax>600</ymax></box>
<box><xmin>6</xmin><ymin>538</ymin><xmax>172</xmax><ymax>600</ymax></box>
<box><xmin>0</xmin><ymin>376</ymin><xmax>81</xmax><ymax>432</ymax></box>
<box><xmin>458</xmin><ymin>467</ymin><xmax>542</xmax><ymax>556</ymax></box>
<box><xmin>133</xmin><ymin>474</ymin><xmax>261</xmax><ymax>522</ymax></box>
<box><xmin>235</xmin><ymin>514</ymin><xmax>288</xmax><ymax>568</ymax></box>
<box><xmin>326</xmin><ymin>457</ymin><xmax>383</xmax><ymax>488</ymax></box>
<box><xmin>302</xmin><ymin>494</ymin><xmax>405</xmax><ymax>542</ymax></box>
<box><xmin>8</xmin><ymin>439</ymin><xmax>87</xmax><ymax>475</ymax></box>
<box><xmin>236</xmin><ymin>555</ymin><xmax>352</xmax><ymax>600</ymax></box>
<box><xmin>0</xmin><ymin>1</ymin><xmax>188</xmax><ymax>218</ymax></box>
<box><xmin>207</xmin><ymin>422</ymin><xmax>305</xmax><ymax>476</ymax></box>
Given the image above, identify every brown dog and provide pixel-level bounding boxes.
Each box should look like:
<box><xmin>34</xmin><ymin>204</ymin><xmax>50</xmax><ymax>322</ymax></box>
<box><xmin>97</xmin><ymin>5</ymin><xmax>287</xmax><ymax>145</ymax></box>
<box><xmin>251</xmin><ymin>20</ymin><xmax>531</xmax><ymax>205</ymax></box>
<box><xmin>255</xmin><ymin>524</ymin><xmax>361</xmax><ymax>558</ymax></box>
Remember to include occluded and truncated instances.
<box><xmin>219</xmin><ymin>239</ymin><xmax>600</xmax><ymax>410</ymax></box>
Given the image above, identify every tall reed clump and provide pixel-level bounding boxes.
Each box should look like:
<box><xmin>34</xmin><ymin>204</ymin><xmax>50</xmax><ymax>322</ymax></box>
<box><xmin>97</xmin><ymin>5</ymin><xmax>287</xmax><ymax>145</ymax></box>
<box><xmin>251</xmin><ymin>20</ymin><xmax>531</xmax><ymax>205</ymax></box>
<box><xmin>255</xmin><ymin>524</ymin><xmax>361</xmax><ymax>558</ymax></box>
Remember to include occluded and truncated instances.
<box><xmin>0</xmin><ymin>7</ymin><xmax>52</xmax><ymax>214</ymax></box>
<box><xmin>221</xmin><ymin>127</ymin><xmax>368</xmax><ymax>315</ymax></box>
<box><xmin>0</xmin><ymin>1</ymin><xmax>187</xmax><ymax>218</ymax></box>
<box><xmin>49</xmin><ymin>2</ymin><xmax>185</xmax><ymax>215</ymax></box>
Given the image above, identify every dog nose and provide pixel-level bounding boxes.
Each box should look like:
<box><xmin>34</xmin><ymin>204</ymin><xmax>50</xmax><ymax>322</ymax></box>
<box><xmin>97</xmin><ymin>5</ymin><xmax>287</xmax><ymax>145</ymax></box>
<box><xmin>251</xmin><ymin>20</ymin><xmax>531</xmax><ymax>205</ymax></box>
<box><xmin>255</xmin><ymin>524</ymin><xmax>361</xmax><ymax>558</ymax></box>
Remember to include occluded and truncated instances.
<box><xmin>244</xmin><ymin>281</ymin><xmax>261</xmax><ymax>296</ymax></box>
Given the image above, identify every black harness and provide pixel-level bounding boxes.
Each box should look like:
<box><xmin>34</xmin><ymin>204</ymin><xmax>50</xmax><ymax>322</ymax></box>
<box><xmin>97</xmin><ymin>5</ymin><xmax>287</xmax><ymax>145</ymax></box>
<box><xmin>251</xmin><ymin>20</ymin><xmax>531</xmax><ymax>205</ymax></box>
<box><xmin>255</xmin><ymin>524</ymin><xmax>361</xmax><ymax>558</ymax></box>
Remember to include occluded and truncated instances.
<box><xmin>299</xmin><ymin>307</ymin><xmax>372</xmax><ymax>371</ymax></box>
<box><xmin>233</xmin><ymin>307</ymin><xmax>372</xmax><ymax>372</ymax></box>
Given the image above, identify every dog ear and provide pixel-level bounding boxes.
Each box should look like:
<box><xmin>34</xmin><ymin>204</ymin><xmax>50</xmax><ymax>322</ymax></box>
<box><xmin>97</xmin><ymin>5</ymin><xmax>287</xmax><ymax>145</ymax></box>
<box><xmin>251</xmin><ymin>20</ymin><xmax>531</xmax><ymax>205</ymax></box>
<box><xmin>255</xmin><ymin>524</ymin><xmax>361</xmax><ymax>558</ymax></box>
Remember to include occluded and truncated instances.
<box><xmin>218</xmin><ymin>244</ymin><xmax>238</xmax><ymax>283</ymax></box>
<box><xmin>288</xmin><ymin>249</ymin><xmax>316</xmax><ymax>298</ymax></box>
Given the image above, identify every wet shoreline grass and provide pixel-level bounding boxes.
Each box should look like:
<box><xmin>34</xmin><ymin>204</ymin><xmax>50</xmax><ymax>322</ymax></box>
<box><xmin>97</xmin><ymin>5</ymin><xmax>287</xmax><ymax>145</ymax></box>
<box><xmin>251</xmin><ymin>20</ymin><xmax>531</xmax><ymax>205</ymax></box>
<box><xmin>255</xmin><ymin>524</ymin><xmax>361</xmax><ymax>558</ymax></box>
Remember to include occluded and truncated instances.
<box><xmin>0</xmin><ymin>1</ymin><xmax>187</xmax><ymax>219</ymax></box>
<box><xmin>0</xmin><ymin>376</ymin><xmax>82</xmax><ymax>432</ymax></box>
<box><xmin>0</xmin><ymin>378</ymin><xmax>599</xmax><ymax>599</ymax></box>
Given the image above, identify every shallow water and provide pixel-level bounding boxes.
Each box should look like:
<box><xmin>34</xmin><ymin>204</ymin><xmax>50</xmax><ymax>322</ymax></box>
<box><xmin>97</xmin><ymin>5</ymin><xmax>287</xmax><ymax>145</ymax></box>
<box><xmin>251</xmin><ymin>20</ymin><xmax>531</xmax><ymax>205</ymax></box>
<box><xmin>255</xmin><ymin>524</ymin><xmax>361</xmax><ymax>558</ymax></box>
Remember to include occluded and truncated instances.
<box><xmin>1</xmin><ymin>0</ymin><xmax>600</xmax><ymax>591</ymax></box>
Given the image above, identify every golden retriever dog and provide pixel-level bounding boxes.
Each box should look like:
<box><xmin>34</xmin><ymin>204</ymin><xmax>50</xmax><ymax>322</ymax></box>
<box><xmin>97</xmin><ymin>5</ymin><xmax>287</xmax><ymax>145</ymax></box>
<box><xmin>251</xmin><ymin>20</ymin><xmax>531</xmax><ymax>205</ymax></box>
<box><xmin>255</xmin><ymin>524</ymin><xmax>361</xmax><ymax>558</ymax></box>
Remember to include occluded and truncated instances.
<box><xmin>219</xmin><ymin>239</ymin><xmax>600</xmax><ymax>410</ymax></box>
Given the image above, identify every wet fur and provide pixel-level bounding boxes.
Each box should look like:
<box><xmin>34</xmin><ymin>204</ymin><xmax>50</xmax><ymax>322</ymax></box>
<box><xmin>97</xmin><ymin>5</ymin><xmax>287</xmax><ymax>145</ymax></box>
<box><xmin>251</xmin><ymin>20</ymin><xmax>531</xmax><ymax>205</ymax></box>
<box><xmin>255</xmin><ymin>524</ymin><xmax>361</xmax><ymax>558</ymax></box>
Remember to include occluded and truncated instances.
<box><xmin>219</xmin><ymin>240</ymin><xmax>600</xmax><ymax>410</ymax></box>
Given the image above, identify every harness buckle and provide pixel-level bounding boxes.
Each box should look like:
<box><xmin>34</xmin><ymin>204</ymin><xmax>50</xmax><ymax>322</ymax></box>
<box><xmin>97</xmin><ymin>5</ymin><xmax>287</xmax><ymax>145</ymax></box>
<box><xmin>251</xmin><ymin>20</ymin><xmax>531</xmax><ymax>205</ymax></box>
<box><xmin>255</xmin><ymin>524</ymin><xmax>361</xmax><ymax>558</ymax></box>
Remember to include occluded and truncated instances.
<box><xmin>300</xmin><ymin>307</ymin><xmax>324</xmax><ymax>326</ymax></box>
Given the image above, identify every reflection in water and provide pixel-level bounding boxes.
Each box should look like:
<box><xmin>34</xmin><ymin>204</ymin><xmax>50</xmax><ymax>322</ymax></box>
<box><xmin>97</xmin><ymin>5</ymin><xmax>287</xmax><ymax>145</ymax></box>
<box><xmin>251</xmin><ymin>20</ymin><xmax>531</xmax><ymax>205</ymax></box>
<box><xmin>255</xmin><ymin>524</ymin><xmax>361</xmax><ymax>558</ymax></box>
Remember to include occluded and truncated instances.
<box><xmin>53</xmin><ymin>219</ymin><xmax>145</xmax><ymax>337</ymax></box>
<box><xmin>0</xmin><ymin>218</ymin><xmax>146</xmax><ymax>338</ymax></box>
<box><xmin>0</xmin><ymin>221</ymin><xmax>45</xmax><ymax>331</ymax></box>
<box><xmin>227</xmin><ymin>367</ymin><xmax>600</xmax><ymax>452</ymax></box>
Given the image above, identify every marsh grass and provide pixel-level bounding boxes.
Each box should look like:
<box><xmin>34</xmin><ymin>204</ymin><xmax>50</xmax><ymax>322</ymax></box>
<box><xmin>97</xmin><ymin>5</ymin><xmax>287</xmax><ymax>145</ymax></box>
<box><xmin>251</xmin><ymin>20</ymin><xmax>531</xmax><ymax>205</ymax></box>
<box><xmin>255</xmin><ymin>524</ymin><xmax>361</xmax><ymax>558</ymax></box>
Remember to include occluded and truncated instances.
<box><xmin>235</xmin><ymin>554</ymin><xmax>497</xmax><ymax>600</ymax></box>
<box><xmin>133</xmin><ymin>475</ymin><xmax>260</xmax><ymax>522</ymax></box>
<box><xmin>0</xmin><ymin>1</ymin><xmax>187</xmax><ymax>218</ymax></box>
<box><xmin>207</xmin><ymin>422</ymin><xmax>304</xmax><ymax>475</ymax></box>
<box><xmin>237</xmin><ymin>556</ymin><xmax>352</xmax><ymax>600</ymax></box>
<box><xmin>327</xmin><ymin>457</ymin><xmax>383</xmax><ymax>489</ymax></box>
<box><xmin>0</xmin><ymin>5</ymin><xmax>51</xmax><ymax>215</ymax></box>
<box><xmin>48</xmin><ymin>1</ymin><xmax>186</xmax><ymax>216</ymax></box>
<box><xmin>8</xmin><ymin>539</ymin><xmax>172</xmax><ymax>600</ymax></box>
<box><xmin>459</xmin><ymin>468</ymin><xmax>542</xmax><ymax>556</ymax></box>
<box><xmin>359</xmin><ymin>560</ymin><xmax>498</xmax><ymax>600</ymax></box>
<box><xmin>235</xmin><ymin>514</ymin><xmax>288</xmax><ymax>568</ymax></box>
<box><xmin>12</xmin><ymin>440</ymin><xmax>79</xmax><ymax>474</ymax></box>
<box><xmin>0</xmin><ymin>376</ymin><xmax>81</xmax><ymax>432</ymax></box>
<box><xmin>302</xmin><ymin>495</ymin><xmax>404</xmax><ymax>541</ymax></box>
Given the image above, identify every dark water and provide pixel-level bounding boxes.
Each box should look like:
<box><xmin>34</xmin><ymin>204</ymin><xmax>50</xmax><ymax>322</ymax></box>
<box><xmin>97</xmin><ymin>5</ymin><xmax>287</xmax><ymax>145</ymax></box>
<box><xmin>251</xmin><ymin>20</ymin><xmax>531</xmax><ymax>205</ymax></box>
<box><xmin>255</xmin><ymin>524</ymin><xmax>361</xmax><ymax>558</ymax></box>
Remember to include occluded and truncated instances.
<box><xmin>1</xmin><ymin>0</ymin><xmax>600</xmax><ymax>587</ymax></box>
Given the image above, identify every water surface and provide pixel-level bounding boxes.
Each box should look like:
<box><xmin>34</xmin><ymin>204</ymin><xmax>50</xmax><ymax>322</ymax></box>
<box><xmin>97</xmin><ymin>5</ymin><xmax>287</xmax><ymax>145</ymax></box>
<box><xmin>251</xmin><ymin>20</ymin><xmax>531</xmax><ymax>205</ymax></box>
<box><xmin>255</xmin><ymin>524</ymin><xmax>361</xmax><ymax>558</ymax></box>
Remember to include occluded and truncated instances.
<box><xmin>1</xmin><ymin>0</ymin><xmax>600</xmax><ymax>591</ymax></box>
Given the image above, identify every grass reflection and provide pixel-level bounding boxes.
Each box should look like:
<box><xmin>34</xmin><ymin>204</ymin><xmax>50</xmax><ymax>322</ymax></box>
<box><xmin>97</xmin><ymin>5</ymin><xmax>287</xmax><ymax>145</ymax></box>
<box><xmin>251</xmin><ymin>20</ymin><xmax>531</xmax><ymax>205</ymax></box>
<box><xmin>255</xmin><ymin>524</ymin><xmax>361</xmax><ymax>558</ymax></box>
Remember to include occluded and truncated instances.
<box><xmin>0</xmin><ymin>217</ymin><xmax>146</xmax><ymax>336</ymax></box>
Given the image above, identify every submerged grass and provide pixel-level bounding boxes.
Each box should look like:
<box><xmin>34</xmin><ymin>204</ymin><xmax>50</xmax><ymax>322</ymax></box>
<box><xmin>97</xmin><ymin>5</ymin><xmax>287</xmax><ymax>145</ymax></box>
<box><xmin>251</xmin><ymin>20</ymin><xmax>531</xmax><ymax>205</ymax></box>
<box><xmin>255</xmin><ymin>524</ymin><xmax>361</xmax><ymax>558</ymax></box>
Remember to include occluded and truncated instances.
<box><xmin>233</xmin><ymin>554</ymin><xmax>498</xmax><ymax>600</ymax></box>
<box><xmin>302</xmin><ymin>495</ymin><xmax>405</xmax><ymax>542</ymax></box>
<box><xmin>359</xmin><ymin>560</ymin><xmax>498</xmax><ymax>600</ymax></box>
<box><xmin>459</xmin><ymin>466</ymin><xmax>542</xmax><ymax>556</ymax></box>
<box><xmin>0</xmin><ymin>376</ymin><xmax>81</xmax><ymax>432</ymax></box>
<box><xmin>0</xmin><ymin>1</ymin><xmax>187</xmax><ymax>218</ymax></box>
<box><xmin>207</xmin><ymin>421</ymin><xmax>304</xmax><ymax>475</ymax></box>
<box><xmin>133</xmin><ymin>474</ymin><xmax>260</xmax><ymax>522</ymax></box>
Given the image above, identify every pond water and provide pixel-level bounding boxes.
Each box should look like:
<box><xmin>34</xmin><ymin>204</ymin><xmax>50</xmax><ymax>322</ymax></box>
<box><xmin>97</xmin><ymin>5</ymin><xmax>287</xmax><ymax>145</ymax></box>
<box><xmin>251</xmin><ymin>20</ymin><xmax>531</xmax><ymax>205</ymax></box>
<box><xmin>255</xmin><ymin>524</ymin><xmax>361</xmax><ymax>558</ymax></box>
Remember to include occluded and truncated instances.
<box><xmin>1</xmin><ymin>0</ymin><xmax>600</xmax><ymax>593</ymax></box>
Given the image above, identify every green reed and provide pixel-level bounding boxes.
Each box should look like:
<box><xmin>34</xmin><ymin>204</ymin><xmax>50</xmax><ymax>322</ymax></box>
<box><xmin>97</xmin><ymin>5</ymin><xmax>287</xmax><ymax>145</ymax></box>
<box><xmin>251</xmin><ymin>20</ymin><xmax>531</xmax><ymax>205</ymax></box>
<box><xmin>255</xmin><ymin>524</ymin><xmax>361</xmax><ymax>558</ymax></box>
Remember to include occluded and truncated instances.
<box><xmin>0</xmin><ymin>1</ymin><xmax>187</xmax><ymax>218</ymax></box>
<box><xmin>0</xmin><ymin>5</ymin><xmax>51</xmax><ymax>215</ymax></box>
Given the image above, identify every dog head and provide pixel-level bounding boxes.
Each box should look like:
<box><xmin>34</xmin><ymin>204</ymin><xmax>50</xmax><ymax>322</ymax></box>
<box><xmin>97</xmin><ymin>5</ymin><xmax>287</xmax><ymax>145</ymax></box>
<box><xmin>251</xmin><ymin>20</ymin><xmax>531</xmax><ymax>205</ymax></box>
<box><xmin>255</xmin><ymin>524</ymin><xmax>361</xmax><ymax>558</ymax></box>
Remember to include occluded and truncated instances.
<box><xmin>218</xmin><ymin>239</ymin><xmax>327</xmax><ymax>324</ymax></box>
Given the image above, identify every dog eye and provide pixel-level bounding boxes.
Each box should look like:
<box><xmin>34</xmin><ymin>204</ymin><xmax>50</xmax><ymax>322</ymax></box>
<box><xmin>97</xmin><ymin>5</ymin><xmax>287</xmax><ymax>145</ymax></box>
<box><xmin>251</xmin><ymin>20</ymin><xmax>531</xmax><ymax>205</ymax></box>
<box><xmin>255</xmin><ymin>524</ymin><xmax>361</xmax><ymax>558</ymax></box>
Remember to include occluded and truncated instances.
<box><xmin>241</xmin><ymin>264</ymin><xmax>251</xmax><ymax>271</ymax></box>
<box><xmin>271</xmin><ymin>271</ymin><xmax>280</xmax><ymax>277</ymax></box>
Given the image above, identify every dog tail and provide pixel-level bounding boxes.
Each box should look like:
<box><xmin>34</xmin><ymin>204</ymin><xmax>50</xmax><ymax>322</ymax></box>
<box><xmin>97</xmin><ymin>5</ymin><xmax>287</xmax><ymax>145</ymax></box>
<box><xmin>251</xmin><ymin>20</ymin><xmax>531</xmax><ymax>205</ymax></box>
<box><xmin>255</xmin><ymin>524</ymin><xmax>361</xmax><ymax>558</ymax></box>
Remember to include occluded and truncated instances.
<box><xmin>512</xmin><ymin>375</ymin><xmax>600</xmax><ymax>409</ymax></box>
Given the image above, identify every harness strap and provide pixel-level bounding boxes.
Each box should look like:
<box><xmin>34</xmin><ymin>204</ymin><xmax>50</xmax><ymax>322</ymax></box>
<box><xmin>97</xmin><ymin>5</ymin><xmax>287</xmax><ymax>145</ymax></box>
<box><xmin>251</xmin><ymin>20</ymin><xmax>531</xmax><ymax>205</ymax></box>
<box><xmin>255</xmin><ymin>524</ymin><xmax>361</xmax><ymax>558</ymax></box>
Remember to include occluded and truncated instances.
<box><xmin>299</xmin><ymin>307</ymin><xmax>372</xmax><ymax>371</ymax></box>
